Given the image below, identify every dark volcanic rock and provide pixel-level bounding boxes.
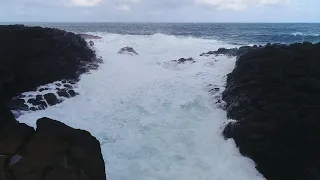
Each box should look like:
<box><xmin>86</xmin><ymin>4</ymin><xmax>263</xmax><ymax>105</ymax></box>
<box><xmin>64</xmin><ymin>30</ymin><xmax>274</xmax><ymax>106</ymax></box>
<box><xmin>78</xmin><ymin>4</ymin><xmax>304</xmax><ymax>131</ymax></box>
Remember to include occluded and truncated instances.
<box><xmin>118</xmin><ymin>46</ymin><xmax>138</xmax><ymax>55</ymax></box>
<box><xmin>0</xmin><ymin>25</ymin><xmax>100</xmax><ymax>106</ymax></box>
<box><xmin>63</xmin><ymin>84</ymin><xmax>73</xmax><ymax>89</ymax></box>
<box><xmin>44</xmin><ymin>93</ymin><xmax>61</xmax><ymax>106</ymax></box>
<box><xmin>222</xmin><ymin>42</ymin><xmax>320</xmax><ymax>180</ymax></box>
<box><xmin>200</xmin><ymin>46</ymin><xmax>261</xmax><ymax>57</ymax></box>
<box><xmin>27</xmin><ymin>98</ymin><xmax>37</xmax><ymax>105</ymax></box>
<box><xmin>68</xmin><ymin>90</ymin><xmax>78</xmax><ymax>97</ymax></box>
<box><xmin>35</xmin><ymin>95</ymin><xmax>43</xmax><ymax>101</ymax></box>
<box><xmin>57</xmin><ymin>89</ymin><xmax>71</xmax><ymax>98</ymax></box>
<box><xmin>8</xmin><ymin>118</ymin><xmax>106</xmax><ymax>180</ymax></box>
<box><xmin>89</xmin><ymin>40</ymin><xmax>95</xmax><ymax>46</ymax></box>
<box><xmin>0</xmin><ymin>110</ymin><xmax>35</xmax><ymax>179</ymax></box>
<box><xmin>38</xmin><ymin>88</ymin><xmax>49</xmax><ymax>92</ymax></box>
<box><xmin>7</xmin><ymin>98</ymin><xmax>28</xmax><ymax>111</ymax></box>
<box><xmin>174</xmin><ymin>57</ymin><xmax>196</xmax><ymax>64</ymax></box>
<box><xmin>0</xmin><ymin>109</ymin><xmax>106</xmax><ymax>180</ymax></box>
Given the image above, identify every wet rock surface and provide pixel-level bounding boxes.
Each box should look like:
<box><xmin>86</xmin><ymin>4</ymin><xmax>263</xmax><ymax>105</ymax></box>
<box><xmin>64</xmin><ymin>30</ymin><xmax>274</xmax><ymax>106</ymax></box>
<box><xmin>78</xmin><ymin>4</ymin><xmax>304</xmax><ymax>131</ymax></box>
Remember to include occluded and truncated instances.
<box><xmin>118</xmin><ymin>46</ymin><xmax>138</xmax><ymax>55</ymax></box>
<box><xmin>222</xmin><ymin>42</ymin><xmax>320</xmax><ymax>180</ymax></box>
<box><xmin>8</xmin><ymin>80</ymin><xmax>79</xmax><ymax>115</ymax></box>
<box><xmin>173</xmin><ymin>57</ymin><xmax>196</xmax><ymax>64</ymax></box>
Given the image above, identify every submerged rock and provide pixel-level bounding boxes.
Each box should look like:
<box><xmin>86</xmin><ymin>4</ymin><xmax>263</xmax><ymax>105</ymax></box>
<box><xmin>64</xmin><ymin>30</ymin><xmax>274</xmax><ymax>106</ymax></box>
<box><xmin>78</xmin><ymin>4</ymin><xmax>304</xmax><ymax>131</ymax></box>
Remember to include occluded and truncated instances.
<box><xmin>222</xmin><ymin>42</ymin><xmax>320</xmax><ymax>180</ymax></box>
<box><xmin>118</xmin><ymin>46</ymin><xmax>138</xmax><ymax>55</ymax></box>
<box><xmin>173</xmin><ymin>57</ymin><xmax>196</xmax><ymax>64</ymax></box>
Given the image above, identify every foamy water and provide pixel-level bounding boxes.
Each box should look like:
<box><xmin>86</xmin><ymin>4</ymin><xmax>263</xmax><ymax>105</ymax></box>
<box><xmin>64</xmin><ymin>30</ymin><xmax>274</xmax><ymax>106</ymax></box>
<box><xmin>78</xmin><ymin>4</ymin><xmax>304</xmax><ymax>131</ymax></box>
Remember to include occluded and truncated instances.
<box><xmin>17</xmin><ymin>33</ymin><xmax>264</xmax><ymax>180</ymax></box>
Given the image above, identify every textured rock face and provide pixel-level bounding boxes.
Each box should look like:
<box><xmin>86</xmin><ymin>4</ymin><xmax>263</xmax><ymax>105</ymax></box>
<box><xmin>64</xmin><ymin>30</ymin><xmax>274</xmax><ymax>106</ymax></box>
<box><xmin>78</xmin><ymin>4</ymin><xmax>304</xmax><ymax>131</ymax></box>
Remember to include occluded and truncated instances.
<box><xmin>0</xmin><ymin>112</ymin><xmax>106</xmax><ymax>180</ymax></box>
<box><xmin>222</xmin><ymin>42</ymin><xmax>320</xmax><ymax>180</ymax></box>
<box><xmin>0</xmin><ymin>25</ymin><xmax>101</xmax><ymax>105</ymax></box>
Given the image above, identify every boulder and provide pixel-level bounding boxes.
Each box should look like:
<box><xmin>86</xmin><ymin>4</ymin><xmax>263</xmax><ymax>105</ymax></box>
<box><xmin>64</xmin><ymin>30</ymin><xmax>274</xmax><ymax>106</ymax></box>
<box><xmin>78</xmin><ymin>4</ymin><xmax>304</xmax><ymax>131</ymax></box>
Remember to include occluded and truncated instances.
<box><xmin>8</xmin><ymin>118</ymin><xmax>106</xmax><ymax>180</ymax></box>
<box><xmin>63</xmin><ymin>84</ymin><xmax>73</xmax><ymax>89</ymax></box>
<box><xmin>89</xmin><ymin>40</ymin><xmax>94</xmax><ymax>46</ymax></box>
<box><xmin>35</xmin><ymin>95</ymin><xmax>43</xmax><ymax>101</ymax></box>
<box><xmin>44</xmin><ymin>93</ymin><xmax>61</xmax><ymax>106</ymax></box>
<box><xmin>118</xmin><ymin>46</ymin><xmax>138</xmax><ymax>55</ymax></box>
<box><xmin>68</xmin><ymin>90</ymin><xmax>78</xmax><ymax>97</ymax></box>
<box><xmin>174</xmin><ymin>57</ymin><xmax>196</xmax><ymax>64</ymax></box>
<box><xmin>0</xmin><ymin>108</ymin><xmax>106</xmax><ymax>180</ymax></box>
<box><xmin>222</xmin><ymin>42</ymin><xmax>320</xmax><ymax>180</ymax></box>
<box><xmin>57</xmin><ymin>89</ymin><xmax>71</xmax><ymax>98</ymax></box>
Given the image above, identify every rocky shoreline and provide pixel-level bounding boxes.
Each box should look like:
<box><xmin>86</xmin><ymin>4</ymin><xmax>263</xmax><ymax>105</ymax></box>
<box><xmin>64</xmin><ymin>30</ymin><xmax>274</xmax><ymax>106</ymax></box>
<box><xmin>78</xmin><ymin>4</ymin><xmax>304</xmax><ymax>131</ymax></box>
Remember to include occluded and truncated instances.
<box><xmin>0</xmin><ymin>25</ymin><xmax>106</xmax><ymax>180</ymax></box>
<box><xmin>0</xmin><ymin>25</ymin><xmax>102</xmax><ymax>114</ymax></box>
<box><xmin>220</xmin><ymin>42</ymin><xmax>320</xmax><ymax>180</ymax></box>
<box><xmin>2</xmin><ymin>24</ymin><xmax>319</xmax><ymax>180</ymax></box>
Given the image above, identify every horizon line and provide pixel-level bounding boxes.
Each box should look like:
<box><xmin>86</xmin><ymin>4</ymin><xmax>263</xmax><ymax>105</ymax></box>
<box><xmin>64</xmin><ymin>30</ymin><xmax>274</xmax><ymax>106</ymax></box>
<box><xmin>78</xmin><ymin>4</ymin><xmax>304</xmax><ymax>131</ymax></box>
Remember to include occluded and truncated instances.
<box><xmin>1</xmin><ymin>22</ymin><xmax>320</xmax><ymax>24</ymax></box>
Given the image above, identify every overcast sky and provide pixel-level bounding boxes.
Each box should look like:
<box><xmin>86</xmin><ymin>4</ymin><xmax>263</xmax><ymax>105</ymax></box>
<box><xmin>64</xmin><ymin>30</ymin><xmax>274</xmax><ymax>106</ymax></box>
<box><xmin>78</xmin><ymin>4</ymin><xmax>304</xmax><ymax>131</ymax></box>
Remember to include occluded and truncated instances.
<box><xmin>0</xmin><ymin>0</ymin><xmax>319</xmax><ymax>22</ymax></box>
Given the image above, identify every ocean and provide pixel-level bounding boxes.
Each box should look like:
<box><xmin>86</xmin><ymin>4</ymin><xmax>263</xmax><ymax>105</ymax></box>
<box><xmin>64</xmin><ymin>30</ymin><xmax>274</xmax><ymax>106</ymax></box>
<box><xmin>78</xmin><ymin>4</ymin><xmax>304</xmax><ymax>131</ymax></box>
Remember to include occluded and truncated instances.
<box><xmin>14</xmin><ymin>23</ymin><xmax>320</xmax><ymax>180</ymax></box>
<box><xmin>18</xmin><ymin>22</ymin><xmax>320</xmax><ymax>45</ymax></box>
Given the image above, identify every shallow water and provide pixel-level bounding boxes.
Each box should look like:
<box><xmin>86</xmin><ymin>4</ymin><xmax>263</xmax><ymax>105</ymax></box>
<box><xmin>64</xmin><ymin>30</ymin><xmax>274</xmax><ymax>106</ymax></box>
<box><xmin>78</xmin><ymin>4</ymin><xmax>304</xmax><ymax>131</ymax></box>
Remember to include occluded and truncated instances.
<box><xmin>18</xmin><ymin>33</ymin><xmax>265</xmax><ymax>180</ymax></box>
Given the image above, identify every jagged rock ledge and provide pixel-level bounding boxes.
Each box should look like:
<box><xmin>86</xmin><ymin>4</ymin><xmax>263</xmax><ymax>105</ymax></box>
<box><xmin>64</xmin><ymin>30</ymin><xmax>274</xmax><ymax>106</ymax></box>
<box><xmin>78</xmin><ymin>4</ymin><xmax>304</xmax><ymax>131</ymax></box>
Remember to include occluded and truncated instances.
<box><xmin>199</xmin><ymin>44</ymin><xmax>291</xmax><ymax>57</ymax></box>
<box><xmin>222</xmin><ymin>42</ymin><xmax>320</xmax><ymax>180</ymax></box>
<box><xmin>0</xmin><ymin>25</ymin><xmax>102</xmax><ymax>113</ymax></box>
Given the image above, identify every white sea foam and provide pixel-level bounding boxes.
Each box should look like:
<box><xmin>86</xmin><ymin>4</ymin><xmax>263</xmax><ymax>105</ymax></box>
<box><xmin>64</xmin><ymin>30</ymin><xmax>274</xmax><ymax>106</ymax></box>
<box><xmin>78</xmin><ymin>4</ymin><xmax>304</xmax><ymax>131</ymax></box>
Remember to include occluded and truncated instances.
<box><xmin>291</xmin><ymin>32</ymin><xmax>320</xmax><ymax>36</ymax></box>
<box><xmin>17</xmin><ymin>33</ymin><xmax>265</xmax><ymax>180</ymax></box>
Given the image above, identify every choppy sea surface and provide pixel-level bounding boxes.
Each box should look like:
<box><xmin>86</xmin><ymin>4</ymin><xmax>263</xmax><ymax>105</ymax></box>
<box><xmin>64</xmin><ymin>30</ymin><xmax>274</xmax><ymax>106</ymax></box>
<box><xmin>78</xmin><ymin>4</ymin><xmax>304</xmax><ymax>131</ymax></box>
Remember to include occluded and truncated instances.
<box><xmin>9</xmin><ymin>23</ymin><xmax>319</xmax><ymax>180</ymax></box>
<box><xmin>16</xmin><ymin>22</ymin><xmax>320</xmax><ymax>45</ymax></box>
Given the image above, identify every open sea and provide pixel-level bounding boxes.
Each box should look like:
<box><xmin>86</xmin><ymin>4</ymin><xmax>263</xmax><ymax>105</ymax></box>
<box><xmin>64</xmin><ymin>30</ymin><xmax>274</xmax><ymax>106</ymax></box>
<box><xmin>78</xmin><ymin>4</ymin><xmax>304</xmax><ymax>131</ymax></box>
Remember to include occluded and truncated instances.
<box><xmin>7</xmin><ymin>23</ymin><xmax>320</xmax><ymax>180</ymax></box>
<box><xmin>14</xmin><ymin>22</ymin><xmax>320</xmax><ymax>45</ymax></box>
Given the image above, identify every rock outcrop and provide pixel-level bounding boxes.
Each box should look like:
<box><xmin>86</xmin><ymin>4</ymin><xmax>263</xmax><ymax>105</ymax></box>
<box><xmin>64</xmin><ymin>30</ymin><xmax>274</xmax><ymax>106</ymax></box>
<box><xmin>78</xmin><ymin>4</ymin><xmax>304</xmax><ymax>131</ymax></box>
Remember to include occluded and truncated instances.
<box><xmin>0</xmin><ymin>25</ymin><xmax>101</xmax><ymax>112</ymax></box>
<box><xmin>200</xmin><ymin>45</ymin><xmax>262</xmax><ymax>57</ymax></box>
<box><xmin>222</xmin><ymin>42</ymin><xmax>320</xmax><ymax>180</ymax></box>
<box><xmin>0</xmin><ymin>110</ymin><xmax>106</xmax><ymax>180</ymax></box>
<box><xmin>118</xmin><ymin>46</ymin><xmax>138</xmax><ymax>55</ymax></box>
<box><xmin>173</xmin><ymin>57</ymin><xmax>196</xmax><ymax>64</ymax></box>
<box><xmin>0</xmin><ymin>25</ymin><xmax>106</xmax><ymax>180</ymax></box>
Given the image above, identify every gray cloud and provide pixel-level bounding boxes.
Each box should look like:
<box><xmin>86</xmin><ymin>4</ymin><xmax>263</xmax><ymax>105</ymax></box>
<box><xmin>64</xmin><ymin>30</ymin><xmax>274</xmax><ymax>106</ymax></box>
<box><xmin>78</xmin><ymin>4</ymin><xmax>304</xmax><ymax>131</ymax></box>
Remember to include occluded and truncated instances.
<box><xmin>0</xmin><ymin>0</ymin><xmax>316</xmax><ymax>22</ymax></box>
